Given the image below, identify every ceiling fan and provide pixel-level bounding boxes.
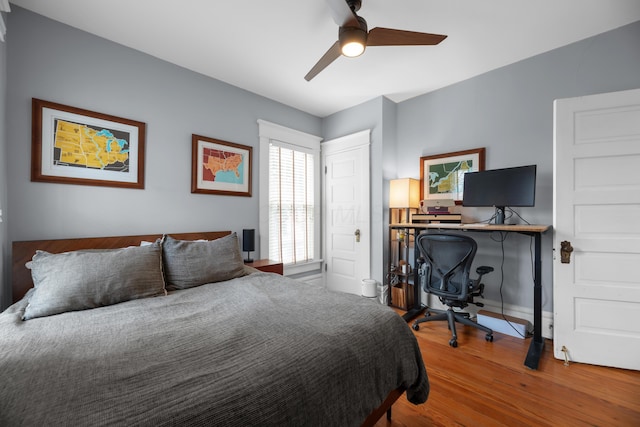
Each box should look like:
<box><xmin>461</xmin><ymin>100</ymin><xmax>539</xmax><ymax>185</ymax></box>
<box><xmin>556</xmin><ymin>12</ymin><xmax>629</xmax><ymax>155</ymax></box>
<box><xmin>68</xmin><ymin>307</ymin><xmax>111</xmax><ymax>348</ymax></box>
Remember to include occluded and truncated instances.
<box><xmin>305</xmin><ymin>0</ymin><xmax>448</xmax><ymax>81</ymax></box>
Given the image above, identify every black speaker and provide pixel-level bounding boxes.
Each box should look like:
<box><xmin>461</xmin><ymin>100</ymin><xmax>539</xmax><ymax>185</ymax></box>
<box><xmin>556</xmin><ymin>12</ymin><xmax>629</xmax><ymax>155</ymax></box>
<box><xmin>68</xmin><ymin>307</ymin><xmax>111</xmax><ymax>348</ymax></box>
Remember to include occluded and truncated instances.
<box><xmin>242</xmin><ymin>229</ymin><xmax>255</xmax><ymax>263</ymax></box>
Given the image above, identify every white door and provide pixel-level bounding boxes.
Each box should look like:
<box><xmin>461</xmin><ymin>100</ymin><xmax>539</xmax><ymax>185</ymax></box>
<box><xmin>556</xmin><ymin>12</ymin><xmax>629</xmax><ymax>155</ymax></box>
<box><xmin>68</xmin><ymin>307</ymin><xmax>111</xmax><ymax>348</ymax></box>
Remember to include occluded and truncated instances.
<box><xmin>323</xmin><ymin>130</ymin><xmax>371</xmax><ymax>295</ymax></box>
<box><xmin>553</xmin><ymin>88</ymin><xmax>640</xmax><ymax>370</ymax></box>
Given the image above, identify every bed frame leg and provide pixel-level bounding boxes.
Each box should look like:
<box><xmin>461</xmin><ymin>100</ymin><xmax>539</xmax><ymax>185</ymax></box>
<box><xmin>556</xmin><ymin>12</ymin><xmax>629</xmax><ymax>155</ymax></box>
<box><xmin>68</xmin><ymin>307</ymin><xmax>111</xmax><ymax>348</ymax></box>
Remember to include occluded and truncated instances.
<box><xmin>361</xmin><ymin>387</ymin><xmax>404</xmax><ymax>427</ymax></box>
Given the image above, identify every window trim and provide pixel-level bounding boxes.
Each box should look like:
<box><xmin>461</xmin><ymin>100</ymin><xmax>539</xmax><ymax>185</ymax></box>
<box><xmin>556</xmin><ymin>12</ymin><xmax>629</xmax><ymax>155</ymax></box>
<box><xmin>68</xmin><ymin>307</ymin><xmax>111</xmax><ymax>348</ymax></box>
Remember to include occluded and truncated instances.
<box><xmin>258</xmin><ymin>120</ymin><xmax>322</xmax><ymax>276</ymax></box>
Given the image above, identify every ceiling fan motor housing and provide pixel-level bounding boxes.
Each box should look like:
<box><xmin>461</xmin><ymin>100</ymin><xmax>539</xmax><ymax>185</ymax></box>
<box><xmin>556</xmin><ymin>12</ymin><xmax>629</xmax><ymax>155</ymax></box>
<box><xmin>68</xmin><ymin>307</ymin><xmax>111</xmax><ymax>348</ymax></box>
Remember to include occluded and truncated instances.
<box><xmin>339</xmin><ymin>15</ymin><xmax>368</xmax><ymax>56</ymax></box>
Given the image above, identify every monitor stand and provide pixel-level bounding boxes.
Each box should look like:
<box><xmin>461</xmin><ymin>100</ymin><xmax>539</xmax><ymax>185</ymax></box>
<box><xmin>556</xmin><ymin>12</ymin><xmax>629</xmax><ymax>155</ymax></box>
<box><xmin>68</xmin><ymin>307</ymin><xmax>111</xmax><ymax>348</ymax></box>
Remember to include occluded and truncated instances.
<box><xmin>495</xmin><ymin>206</ymin><xmax>506</xmax><ymax>225</ymax></box>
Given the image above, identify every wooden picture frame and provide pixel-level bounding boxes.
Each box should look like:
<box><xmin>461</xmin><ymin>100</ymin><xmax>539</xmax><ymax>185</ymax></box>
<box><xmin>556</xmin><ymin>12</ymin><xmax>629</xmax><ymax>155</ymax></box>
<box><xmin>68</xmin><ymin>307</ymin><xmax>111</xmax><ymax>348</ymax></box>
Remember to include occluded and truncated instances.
<box><xmin>420</xmin><ymin>148</ymin><xmax>485</xmax><ymax>203</ymax></box>
<box><xmin>191</xmin><ymin>134</ymin><xmax>252</xmax><ymax>197</ymax></box>
<box><xmin>31</xmin><ymin>98</ymin><xmax>146</xmax><ymax>189</ymax></box>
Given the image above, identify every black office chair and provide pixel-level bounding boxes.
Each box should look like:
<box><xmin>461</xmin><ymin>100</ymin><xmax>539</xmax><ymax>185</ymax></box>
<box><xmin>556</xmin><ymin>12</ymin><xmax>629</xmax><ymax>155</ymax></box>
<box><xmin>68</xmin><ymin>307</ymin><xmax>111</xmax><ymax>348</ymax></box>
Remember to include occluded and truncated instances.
<box><xmin>412</xmin><ymin>233</ymin><xmax>494</xmax><ymax>347</ymax></box>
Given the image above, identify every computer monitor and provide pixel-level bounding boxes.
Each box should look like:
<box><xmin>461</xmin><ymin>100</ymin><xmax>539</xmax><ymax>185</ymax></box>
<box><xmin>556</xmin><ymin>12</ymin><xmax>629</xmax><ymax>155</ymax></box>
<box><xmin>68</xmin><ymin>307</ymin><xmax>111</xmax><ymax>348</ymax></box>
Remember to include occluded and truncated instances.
<box><xmin>462</xmin><ymin>165</ymin><xmax>537</xmax><ymax>224</ymax></box>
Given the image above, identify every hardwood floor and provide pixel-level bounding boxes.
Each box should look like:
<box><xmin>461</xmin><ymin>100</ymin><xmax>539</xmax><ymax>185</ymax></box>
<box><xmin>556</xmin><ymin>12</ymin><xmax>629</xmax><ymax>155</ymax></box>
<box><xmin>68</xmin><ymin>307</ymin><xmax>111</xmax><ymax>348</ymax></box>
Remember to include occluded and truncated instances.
<box><xmin>375</xmin><ymin>311</ymin><xmax>640</xmax><ymax>427</ymax></box>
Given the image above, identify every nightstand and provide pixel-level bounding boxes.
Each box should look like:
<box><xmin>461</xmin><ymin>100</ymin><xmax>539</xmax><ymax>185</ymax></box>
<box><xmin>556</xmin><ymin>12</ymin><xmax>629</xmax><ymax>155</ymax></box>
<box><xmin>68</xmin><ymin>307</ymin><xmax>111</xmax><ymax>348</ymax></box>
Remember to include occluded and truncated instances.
<box><xmin>246</xmin><ymin>259</ymin><xmax>284</xmax><ymax>275</ymax></box>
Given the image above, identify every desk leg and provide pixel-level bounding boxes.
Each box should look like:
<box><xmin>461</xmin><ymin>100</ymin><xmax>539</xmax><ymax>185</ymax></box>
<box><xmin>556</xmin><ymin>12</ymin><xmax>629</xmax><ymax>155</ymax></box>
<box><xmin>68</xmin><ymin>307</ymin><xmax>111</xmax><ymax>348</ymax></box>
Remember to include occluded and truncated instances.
<box><xmin>524</xmin><ymin>232</ymin><xmax>544</xmax><ymax>370</ymax></box>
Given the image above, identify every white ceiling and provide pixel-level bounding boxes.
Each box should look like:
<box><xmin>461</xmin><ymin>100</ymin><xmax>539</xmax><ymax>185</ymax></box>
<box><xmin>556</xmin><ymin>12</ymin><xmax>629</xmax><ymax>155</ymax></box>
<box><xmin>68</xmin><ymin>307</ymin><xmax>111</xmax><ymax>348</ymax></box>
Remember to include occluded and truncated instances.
<box><xmin>9</xmin><ymin>0</ymin><xmax>640</xmax><ymax>117</ymax></box>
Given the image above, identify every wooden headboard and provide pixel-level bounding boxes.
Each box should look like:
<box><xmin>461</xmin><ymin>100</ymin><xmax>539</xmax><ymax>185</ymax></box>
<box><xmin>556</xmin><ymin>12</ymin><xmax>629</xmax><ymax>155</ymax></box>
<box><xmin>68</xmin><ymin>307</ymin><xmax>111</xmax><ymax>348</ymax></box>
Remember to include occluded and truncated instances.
<box><xmin>11</xmin><ymin>231</ymin><xmax>232</xmax><ymax>304</ymax></box>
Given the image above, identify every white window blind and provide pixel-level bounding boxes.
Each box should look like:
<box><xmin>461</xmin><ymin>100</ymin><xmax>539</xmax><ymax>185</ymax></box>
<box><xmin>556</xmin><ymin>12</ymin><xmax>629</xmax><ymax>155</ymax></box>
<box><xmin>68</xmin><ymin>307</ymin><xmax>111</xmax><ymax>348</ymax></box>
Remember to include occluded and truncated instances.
<box><xmin>268</xmin><ymin>143</ymin><xmax>315</xmax><ymax>264</ymax></box>
<box><xmin>258</xmin><ymin>120</ymin><xmax>321</xmax><ymax>275</ymax></box>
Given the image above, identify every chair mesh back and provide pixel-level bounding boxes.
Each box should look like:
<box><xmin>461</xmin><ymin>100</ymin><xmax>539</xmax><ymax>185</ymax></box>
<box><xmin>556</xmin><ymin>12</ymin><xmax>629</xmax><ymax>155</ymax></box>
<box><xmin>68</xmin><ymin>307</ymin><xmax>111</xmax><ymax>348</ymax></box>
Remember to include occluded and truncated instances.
<box><xmin>415</xmin><ymin>233</ymin><xmax>477</xmax><ymax>301</ymax></box>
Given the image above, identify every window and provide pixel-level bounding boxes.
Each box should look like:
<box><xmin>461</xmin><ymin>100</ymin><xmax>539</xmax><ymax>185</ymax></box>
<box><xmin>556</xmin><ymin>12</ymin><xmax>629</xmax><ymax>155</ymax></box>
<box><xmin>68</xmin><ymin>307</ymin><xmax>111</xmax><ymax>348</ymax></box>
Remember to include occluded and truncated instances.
<box><xmin>258</xmin><ymin>120</ymin><xmax>322</xmax><ymax>275</ymax></box>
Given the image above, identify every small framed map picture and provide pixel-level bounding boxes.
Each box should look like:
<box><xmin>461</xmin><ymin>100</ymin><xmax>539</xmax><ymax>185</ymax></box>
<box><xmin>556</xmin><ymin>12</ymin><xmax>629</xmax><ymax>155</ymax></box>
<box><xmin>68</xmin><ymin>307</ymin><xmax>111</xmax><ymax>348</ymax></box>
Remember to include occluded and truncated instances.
<box><xmin>31</xmin><ymin>98</ymin><xmax>146</xmax><ymax>189</ymax></box>
<box><xmin>191</xmin><ymin>134</ymin><xmax>252</xmax><ymax>197</ymax></box>
<box><xmin>420</xmin><ymin>147</ymin><xmax>485</xmax><ymax>203</ymax></box>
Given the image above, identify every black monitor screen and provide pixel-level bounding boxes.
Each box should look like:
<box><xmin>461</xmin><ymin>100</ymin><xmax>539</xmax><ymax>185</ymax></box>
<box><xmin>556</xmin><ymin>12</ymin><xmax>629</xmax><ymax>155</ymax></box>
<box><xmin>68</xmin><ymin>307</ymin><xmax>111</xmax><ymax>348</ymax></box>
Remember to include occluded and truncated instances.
<box><xmin>462</xmin><ymin>165</ymin><xmax>536</xmax><ymax>208</ymax></box>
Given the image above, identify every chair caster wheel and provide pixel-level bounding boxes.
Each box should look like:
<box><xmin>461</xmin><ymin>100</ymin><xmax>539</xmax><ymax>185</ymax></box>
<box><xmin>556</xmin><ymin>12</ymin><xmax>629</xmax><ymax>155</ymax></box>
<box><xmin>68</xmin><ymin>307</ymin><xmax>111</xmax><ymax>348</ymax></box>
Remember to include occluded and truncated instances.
<box><xmin>486</xmin><ymin>334</ymin><xmax>493</xmax><ymax>342</ymax></box>
<box><xmin>412</xmin><ymin>322</ymin><xmax>420</xmax><ymax>331</ymax></box>
<box><xmin>449</xmin><ymin>339</ymin><xmax>458</xmax><ymax>348</ymax></box>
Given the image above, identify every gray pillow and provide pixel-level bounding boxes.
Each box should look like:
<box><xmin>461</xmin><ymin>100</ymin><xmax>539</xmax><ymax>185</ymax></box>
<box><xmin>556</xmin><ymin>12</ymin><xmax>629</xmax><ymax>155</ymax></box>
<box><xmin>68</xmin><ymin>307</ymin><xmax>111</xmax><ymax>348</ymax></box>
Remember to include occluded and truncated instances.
<box><xmin>162</xmin><ymin>232</ymin><xmax>246</xmax><ymax>290</ymax></box>
<box><xmin>23</xmin><ymin>241</ymin><xmax>166</xmax><ymax>320</ymax></box>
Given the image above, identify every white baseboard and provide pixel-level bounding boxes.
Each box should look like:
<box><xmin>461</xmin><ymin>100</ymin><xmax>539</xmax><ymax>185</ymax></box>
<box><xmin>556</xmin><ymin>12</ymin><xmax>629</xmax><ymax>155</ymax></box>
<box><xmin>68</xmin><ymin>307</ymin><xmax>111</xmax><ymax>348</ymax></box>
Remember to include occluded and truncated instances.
<box><xmin>477</xmin><ymin>310</ymin><xmax>528</xmax><ymax>339</ymax></box>
<box><xmin>475</xmin><ymin>299</ymin><xmax>553</xmax><ymax>340</ymax></box>
<box><xmin>425</xmin><ymin>294</ymin><xmax>553</xmax><ymax>339</ymax></box>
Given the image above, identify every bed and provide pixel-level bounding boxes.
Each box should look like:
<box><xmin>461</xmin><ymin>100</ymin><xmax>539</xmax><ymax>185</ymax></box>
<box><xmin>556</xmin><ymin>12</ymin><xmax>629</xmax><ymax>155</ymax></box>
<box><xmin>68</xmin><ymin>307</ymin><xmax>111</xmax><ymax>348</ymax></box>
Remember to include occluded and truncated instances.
<box><xmin>1</xmin><ymin>231</ymin><xmax>429</xmax><ymax>426</ymax></box>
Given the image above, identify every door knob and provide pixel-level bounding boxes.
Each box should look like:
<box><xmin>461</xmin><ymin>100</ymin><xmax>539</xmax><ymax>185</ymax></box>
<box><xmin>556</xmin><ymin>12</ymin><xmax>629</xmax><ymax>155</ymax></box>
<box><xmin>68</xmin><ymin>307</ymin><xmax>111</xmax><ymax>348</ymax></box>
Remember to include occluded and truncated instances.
<box><xmin>355</xmin><ymin>229</ymin><xmax>361</xmax><ymax>242</ymax></box>
<box><xmin>560</xmin><ymin>240</ymin><xmax>573</xmax><ymax>264</ymax></box>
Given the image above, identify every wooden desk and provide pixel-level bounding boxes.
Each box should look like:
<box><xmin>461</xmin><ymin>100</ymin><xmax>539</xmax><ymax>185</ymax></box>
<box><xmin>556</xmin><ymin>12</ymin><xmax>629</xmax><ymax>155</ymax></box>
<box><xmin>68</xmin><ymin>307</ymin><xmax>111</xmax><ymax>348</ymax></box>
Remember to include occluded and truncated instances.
<box><xmin>389</xmin><ymin>222</ymin><xmax>551</xmax><ymax>370</ymax></box>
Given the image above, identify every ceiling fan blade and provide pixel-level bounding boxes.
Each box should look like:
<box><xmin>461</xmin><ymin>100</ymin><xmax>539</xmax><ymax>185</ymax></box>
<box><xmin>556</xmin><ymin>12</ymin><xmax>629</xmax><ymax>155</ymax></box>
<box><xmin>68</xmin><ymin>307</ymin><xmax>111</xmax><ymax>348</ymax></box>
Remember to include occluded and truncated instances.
<box><xmin>305</xmin><ymin>41</ymin><xmax>342</xmax><ymax>81</ymax></box>
<box><xmin>325</xmin><ymin>0</ymin><xmax>359</xmax><ymax>27</ymax></box>
<box><xmin>367</xmin><ymin>27</ymin><xmax>447</xmax><ymax>47</ymax></box>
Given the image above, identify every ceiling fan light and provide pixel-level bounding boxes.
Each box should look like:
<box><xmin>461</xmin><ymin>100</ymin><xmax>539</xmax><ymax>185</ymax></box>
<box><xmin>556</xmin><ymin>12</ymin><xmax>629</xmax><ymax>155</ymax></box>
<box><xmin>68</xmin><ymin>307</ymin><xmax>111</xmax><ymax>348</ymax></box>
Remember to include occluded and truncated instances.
<box><xmin>342</xmin><ymin>40</ymin><xmax>365</xmax><ymax>57</ymax></box>
<box><xmin>339</xmin><ymin>27</ymin><xmax>367</xmax><ymax>57</ymax></box>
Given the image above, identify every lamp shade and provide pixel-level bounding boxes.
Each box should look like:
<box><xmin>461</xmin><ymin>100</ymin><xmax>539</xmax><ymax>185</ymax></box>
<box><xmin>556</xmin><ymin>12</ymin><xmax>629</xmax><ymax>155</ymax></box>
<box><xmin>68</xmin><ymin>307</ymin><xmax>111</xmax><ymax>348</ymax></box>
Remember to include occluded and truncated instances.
<box><xmin>389</xmin><ymin>178</ymin><xmax>420</xmax><ymax>208</ymax></box>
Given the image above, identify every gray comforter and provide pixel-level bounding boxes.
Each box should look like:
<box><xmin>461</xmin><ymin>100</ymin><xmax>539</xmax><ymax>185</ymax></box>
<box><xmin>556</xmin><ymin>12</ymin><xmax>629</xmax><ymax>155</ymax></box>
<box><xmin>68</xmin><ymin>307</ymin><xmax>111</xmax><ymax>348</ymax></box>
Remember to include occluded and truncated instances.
<box><xmin>0</xmin><ymin>272</ymin><xmax>428</xmax><ymax>426</ymax></box>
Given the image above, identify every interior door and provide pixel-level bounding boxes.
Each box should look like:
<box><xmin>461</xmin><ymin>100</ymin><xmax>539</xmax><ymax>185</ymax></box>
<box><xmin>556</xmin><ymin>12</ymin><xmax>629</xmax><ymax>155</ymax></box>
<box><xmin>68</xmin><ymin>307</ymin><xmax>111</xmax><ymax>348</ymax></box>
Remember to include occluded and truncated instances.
<box><xmin>323</xmin><ymin>130</ymin><xmax>370</xmax><ymax>295</ymax></box>
<box><xmin>553</xmin><ymin>88</ymin><xmax>640</xmax><ymax>370</ymax></box>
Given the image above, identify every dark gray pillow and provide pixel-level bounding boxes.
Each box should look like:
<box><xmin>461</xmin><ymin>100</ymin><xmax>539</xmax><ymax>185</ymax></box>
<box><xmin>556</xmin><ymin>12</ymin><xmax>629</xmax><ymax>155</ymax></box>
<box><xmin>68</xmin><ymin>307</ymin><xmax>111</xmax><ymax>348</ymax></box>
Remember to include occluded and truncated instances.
<box><xmin>162</xmin><ymin>232</ymin><xmax>246</xmax><ymax>290</ymax></box>
<box><xmin>23</xmin><ymin>241</ymin><xmax>166</xmax><ymax>320</ymax></box>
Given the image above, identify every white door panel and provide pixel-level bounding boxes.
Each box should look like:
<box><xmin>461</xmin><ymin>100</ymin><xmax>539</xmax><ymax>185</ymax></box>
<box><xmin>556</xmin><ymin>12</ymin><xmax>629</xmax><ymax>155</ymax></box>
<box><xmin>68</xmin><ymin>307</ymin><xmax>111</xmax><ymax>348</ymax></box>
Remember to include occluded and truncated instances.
<box><xmin>323</xmin><ymin>130</ymin><xmax>371</xmax><ymax>296</ymax></box>
<box><xmin>554</xmin><ymin>88</ymin><xmax>640</xmax><ymax>370</ymax></box>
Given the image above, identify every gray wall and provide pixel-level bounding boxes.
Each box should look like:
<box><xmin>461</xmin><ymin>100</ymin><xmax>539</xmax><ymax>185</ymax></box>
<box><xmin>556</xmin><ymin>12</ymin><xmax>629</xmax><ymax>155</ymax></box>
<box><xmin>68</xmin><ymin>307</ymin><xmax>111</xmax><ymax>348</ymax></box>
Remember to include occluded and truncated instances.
<box><xmin>322</xmin><ymin>20</ymin><xmax>640</xmax><ymax>318</ymax></box>
<box><xmin>2</xmin><ymin>7</ymin><xmax>321</xmax><ymax>306</ymax></box>
<box><xmin>395</xmin><ymin>20</ymin><xmax>640</xmax><ymax>312</ymax></box>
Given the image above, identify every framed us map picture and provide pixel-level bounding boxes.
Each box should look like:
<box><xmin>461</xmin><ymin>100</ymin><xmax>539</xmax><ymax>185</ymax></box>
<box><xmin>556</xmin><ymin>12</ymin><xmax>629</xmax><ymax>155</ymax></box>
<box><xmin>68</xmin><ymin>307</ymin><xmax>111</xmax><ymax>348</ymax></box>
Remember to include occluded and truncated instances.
<box><xmin>191</xmin><ymin>134</ymin><xmax>252</xmax><ymax>197</ymax></box>
<box><xmin>420</xmin><ymin>147</ymin><xmax>485</xmax><ymax>203</ymax></box>
<box><xmin>31</xmin><ymin>98</ymin><xmax>146</xmax><ymax>189</ymax></box>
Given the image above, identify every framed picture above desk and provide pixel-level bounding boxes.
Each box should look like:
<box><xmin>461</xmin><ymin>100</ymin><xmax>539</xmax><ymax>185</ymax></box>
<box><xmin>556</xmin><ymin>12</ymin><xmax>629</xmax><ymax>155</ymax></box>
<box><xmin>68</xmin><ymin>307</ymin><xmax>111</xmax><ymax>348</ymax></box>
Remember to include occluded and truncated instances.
<box><xmin>389</xmin><ymin>222</ymin><xmax>551</xmax><ymax>370</ymax></box>
<box><xmin>419</xmin><ymin>148</ymin><xmax>485</xmax><ymax>203</ymax></box>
